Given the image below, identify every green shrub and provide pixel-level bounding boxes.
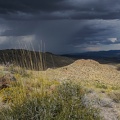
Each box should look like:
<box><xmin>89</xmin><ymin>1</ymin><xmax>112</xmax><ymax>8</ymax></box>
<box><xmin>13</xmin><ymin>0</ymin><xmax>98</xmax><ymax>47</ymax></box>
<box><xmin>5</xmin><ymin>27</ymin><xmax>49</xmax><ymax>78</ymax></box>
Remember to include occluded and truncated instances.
<box><xmin>95</xmin><ymin>82</ymin><xmax>108</xmax><ymax>89</ymax></box>
<box><xmin>0</xmin><ymin>82</ymin><xmax>101</xmax><ymax>120</ymax></box>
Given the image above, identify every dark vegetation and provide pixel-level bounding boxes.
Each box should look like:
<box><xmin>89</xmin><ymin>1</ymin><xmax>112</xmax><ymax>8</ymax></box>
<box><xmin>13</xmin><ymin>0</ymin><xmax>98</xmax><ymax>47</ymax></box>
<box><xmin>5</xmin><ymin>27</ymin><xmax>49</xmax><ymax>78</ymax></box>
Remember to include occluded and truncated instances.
<box><xmin>0</xmin><ymin>49</ymin><xmax>74</xmax><ymax>70</ymax></box>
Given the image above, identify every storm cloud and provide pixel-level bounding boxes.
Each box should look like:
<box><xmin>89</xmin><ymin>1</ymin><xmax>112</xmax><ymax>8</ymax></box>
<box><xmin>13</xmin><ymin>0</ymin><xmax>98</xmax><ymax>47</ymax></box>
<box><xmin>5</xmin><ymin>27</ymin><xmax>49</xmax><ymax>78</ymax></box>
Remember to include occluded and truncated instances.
<box><xmin>1</xmin><ymin>0</ymin><xmax>120</xmax><ymax>20</ymax></box>
<box><xmin>0</xmin><ymin>0</ymin><xmax>120</xmax><ymax>53</ymax></box>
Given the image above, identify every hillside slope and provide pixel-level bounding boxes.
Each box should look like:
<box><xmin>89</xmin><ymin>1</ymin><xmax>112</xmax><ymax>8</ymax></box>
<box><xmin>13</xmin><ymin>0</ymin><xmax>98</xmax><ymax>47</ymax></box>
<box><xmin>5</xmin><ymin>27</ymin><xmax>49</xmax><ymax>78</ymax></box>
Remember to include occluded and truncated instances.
<box><xmin>0</xmin><ymin>58</ymin><xmax>119</xmax><ymax>120</ymax></box>
<box><xmin>43</xmin><ymin>59</ymin><xmax>120</xmax><ymax>120</ymax></box>
<box><xmin>46</xmin><ymin>59</ymin><xmax>120</xmax><ymax>84</ymax></box>
<box><xmin>0</xmin><ymin>49</ymin><xmax>74</xmax><ymax>70</ymax></box>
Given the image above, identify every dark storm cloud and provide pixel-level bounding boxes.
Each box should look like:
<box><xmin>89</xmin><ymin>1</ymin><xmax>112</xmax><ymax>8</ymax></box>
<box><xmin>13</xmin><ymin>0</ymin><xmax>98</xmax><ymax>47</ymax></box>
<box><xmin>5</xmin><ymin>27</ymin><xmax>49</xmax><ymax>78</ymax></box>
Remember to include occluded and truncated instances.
<box><xmin>0</xmin><ymin>19</ymin><xmax>120</xmax><ymax>54</ymax></box>
<box><xmin>0</xmin><ymin>1</ymin><xmax>120</xmax><ymax>53</ymax></box>
<box><xmin>0</xmin><ymin>21</ymin><xmax>38</xmax><ymax>36</ymax></box>
<box><xmin>0</xmin><ymin>0</ymin><xmax>120</xmax><ymax>20</ymax></box>
<box><xmin>0</xmin><ymin>0</ymin><xmax>63</xmax><ymax>13</ymax></box>
<box><xmin>67</xmin><ymin>19</ymin><xmax>120</xmax><ymax>51</ymax></box>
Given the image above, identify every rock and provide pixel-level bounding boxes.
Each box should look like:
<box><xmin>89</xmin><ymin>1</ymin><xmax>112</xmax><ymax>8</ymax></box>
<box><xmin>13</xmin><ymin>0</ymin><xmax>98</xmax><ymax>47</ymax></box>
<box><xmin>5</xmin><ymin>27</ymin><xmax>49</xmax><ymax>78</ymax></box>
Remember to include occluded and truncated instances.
<box><xmin>99</xmin><ymin>98</ymin><xmax>114</xmax><ymax>108</ymax></box>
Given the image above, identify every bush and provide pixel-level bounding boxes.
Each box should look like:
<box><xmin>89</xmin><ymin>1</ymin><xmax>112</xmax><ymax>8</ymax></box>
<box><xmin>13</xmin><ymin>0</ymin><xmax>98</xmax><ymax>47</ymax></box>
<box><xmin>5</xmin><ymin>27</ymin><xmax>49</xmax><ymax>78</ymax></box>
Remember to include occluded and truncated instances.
<box><xmin>0</xmin><ymin>82</ymin><xmax>101</xmax><ymax>120</ymax></box>
<box><xmin>95</xmin><ymin>82</ymin><xmax>108</xmax><ymax>89</ymax></box>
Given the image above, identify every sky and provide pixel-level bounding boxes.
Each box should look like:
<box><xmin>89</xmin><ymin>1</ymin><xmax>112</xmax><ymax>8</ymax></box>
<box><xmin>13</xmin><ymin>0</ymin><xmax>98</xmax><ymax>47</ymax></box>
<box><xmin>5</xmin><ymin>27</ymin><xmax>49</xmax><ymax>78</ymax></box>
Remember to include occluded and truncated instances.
<box><xmin>0</xmin><ymin>0</ymin><xmax>120</xmax><ymax>54</ymax></box>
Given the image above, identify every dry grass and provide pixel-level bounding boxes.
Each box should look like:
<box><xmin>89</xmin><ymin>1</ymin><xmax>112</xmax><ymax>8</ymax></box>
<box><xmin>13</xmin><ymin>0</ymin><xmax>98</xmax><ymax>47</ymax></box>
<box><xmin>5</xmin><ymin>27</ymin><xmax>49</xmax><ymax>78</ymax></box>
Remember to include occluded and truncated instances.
<box><xmin>0</xmin><ymin>69</ymin><xmax>101</xmax><ymax>120</ymax></box>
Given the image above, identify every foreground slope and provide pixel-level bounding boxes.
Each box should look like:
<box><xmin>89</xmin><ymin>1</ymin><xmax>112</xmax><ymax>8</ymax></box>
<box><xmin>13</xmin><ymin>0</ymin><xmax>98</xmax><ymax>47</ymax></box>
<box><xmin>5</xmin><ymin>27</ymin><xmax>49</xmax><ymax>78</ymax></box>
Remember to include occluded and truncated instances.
<box><xmin>0</xmin><ymin>63</ymin><xmax>101</xmax><ymax>120</ymax></box>
<box><xmin>0</xmin><ymin>57</ymin><xmax>119</xmax><ymax>120</ymax></box>
<box><xmin>43</xmin><ymin>59</ymin><xmax>120</xmax><ymax>120</ymax></box>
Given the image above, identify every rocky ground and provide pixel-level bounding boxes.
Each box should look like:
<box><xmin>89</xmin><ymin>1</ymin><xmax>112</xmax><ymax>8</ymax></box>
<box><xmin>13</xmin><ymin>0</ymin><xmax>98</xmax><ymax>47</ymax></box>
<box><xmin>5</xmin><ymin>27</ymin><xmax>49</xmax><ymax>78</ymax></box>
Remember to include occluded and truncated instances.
<box><xmin>42</xmin><ymin>59</ymin><xmax>120</xmax><ymax>120</ymax></box>
<box><xmin>45</xmin><ymin>59</ymin><xmax>120</xmax><ymax>84</ymax></box>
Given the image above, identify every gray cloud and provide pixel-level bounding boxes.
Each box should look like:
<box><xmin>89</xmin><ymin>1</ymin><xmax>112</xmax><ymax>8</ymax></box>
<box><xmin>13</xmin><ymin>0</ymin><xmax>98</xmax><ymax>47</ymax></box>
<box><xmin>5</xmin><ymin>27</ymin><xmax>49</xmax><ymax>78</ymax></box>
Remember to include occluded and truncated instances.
<box><xmin>0</xmin><ymin>19</ymin><xmax>120</xmax><ymax>53</ymax></box>
<box><xmin>0</xmin><ymin>0</ymin><xmax>120</xmax><ymax>20</ymax></box>
<box><xmin>0</xmin><ymin>1</ymin><xmax>120</xmax><ymax>53</ymax></box>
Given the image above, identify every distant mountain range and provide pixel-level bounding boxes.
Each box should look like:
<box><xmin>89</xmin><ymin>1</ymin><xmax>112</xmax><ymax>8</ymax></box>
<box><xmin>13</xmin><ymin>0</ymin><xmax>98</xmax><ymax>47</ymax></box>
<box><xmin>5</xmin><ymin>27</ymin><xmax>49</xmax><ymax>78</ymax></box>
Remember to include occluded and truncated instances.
<box><xmin>0</xmin><ymin>49</ymin><xmax>74</xmax><ymax>70</ymax></box>
<box><xmin>62</xmin><ymin>50</ymin><xmax>120</xmax><ymax>63</ymax></box>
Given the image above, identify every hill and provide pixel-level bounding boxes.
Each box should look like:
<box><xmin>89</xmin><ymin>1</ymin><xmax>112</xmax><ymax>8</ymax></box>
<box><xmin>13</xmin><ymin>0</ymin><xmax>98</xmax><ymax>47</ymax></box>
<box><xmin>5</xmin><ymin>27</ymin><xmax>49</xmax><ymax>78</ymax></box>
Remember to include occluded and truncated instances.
<box><xmin>45</xmin><ymin>59</ymin><xmax>120</xmax><ymax>86</ymax></box>
<box><xmin>43</xmin><ymin>59</ymin><xmax>120</xmax><ymax>120</ymax></box>
<box><xmin>0</xmin><ymin>49</ymin><xmax>74</xmax><ymax>70</ymax></box>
